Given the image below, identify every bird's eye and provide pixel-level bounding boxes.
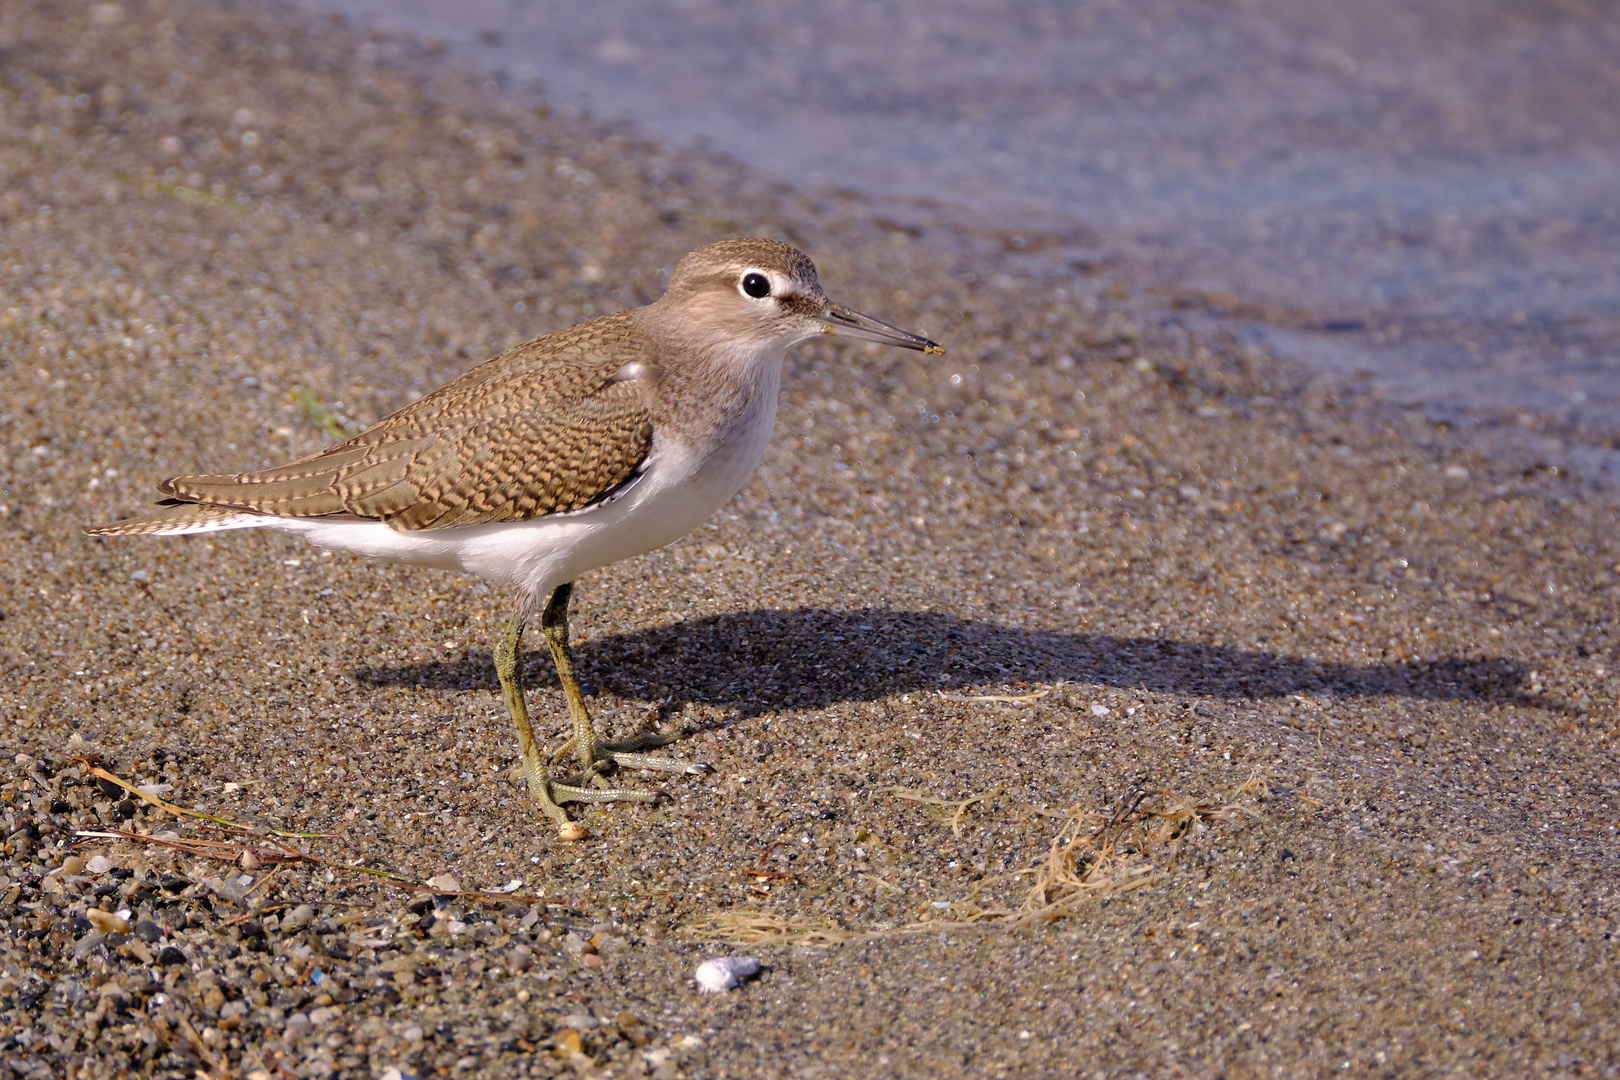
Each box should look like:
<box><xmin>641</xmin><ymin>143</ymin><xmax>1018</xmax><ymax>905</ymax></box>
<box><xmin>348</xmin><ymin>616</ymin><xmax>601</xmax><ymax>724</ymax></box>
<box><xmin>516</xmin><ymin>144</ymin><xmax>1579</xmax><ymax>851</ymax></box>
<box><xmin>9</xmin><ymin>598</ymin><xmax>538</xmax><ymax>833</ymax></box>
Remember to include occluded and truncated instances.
<box><xmin>741</xmin><ymin>272</ymin><xmax>771</xmax><ymax>299</ymax></box>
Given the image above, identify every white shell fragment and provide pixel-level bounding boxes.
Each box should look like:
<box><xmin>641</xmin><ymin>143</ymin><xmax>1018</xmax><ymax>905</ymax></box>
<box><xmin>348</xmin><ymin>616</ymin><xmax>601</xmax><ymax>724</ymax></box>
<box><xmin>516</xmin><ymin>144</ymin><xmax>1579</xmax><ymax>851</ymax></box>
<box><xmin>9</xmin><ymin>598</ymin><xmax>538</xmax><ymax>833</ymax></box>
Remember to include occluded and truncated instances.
<box><xmin>695</xmin><ymin>956</ymin><xmax>761</xmax><ymax>993</ymax></box>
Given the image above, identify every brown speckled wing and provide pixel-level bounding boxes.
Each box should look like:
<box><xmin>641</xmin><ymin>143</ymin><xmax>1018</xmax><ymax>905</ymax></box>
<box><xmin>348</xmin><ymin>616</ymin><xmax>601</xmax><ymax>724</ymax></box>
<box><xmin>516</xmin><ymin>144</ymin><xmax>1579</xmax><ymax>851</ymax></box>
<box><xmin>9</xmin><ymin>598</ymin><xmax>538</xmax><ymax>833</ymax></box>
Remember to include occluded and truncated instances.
<box><xmin>159</xmin><ymin>320</ymin><xmax>654</xmax><ymax>531</ymax></box>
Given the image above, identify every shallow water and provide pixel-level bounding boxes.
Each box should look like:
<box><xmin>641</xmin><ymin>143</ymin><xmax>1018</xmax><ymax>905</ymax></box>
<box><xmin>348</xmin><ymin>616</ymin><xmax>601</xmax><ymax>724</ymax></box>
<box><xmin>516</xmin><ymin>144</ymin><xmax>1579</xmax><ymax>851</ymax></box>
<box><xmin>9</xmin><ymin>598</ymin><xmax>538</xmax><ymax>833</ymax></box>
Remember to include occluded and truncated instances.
<box><xmin>315</xmin><ymin>0</ymin><xmax>1620</xmax><ymax>432</ymax></box>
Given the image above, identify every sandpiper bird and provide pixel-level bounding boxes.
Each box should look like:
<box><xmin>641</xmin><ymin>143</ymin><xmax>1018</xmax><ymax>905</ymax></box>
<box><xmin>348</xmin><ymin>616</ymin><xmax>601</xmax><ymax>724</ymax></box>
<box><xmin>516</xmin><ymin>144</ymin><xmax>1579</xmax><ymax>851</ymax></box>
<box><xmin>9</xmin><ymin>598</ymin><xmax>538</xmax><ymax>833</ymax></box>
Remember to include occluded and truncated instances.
<box><xmin>87</xmin><ymin>239</ymin><xmax>943</xmax><ymax>833</ymax></box>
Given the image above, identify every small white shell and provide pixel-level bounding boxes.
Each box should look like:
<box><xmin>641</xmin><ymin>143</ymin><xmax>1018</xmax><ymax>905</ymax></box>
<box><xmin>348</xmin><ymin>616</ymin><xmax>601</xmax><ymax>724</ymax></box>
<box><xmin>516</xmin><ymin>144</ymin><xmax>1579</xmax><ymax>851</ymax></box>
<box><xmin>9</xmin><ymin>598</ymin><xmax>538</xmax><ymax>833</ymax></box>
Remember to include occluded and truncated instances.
<box><xmin>695</xmin><ymin>956</ymin><xmax>761</xmax><ymax>993</ymax></box>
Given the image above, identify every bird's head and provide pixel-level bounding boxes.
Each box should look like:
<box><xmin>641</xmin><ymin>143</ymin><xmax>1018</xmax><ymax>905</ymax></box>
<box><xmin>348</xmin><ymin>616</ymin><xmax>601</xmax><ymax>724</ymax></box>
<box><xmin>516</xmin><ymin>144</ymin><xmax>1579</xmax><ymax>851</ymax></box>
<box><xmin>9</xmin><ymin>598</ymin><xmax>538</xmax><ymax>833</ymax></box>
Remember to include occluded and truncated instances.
<box><xmin>651</xmin><ymin>238</ymin><xmax>944</xmax><ymax>363</ymax></box>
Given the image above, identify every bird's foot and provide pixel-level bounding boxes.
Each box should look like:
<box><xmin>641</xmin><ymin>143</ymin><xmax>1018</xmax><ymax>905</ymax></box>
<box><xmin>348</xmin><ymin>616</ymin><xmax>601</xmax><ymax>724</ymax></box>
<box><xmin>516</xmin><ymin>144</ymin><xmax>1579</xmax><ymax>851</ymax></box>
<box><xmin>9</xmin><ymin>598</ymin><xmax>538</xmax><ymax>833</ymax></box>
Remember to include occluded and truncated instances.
<box><xmin>548</xmin><ymin>731</ymin><xmax>712</xmax><ymax>777</ymax></box>
<box><xmin>546</xmin><ymin>779</ymin><xmax>662</xmax><ymax>806</ymax></box>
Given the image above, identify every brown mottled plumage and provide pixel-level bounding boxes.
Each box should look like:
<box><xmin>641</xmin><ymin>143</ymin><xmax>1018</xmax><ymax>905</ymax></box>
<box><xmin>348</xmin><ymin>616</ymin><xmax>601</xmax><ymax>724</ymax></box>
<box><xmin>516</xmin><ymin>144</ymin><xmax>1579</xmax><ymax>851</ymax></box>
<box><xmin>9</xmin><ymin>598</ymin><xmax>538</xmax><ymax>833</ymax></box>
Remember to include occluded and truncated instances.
<box><xmin>90</xmin><ymin>315</ymin><xmax>655</xmax><ymax>536</ymax></box>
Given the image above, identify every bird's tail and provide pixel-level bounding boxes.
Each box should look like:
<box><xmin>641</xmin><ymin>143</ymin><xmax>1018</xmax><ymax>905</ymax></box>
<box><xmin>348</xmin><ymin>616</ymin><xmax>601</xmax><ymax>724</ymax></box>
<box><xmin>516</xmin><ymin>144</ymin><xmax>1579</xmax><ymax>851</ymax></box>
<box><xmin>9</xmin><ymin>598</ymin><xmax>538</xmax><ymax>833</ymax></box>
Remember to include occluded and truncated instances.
<box><xmin>84</xmin><ymin>501</ymin><xmax>275</xmax><ymax>537</ymax></box>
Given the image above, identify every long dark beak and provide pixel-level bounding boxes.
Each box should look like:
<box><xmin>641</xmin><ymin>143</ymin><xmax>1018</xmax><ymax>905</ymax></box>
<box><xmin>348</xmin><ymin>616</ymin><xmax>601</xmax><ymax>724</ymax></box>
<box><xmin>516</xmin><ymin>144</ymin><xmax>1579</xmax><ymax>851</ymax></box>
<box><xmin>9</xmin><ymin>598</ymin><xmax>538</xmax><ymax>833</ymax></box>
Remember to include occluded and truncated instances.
<box><xmin>817</xmin><ymin>303</ymin><xmax>945</xmax><ymax>355</ymax></box>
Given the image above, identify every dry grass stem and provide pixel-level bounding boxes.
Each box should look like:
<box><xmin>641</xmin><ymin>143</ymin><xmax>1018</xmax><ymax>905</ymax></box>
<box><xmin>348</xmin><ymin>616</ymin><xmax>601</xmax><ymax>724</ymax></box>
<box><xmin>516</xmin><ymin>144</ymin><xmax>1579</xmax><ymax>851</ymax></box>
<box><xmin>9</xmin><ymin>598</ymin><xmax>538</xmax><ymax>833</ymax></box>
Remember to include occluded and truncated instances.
<box><xmin>73</xmin><ymin>763</ymin><xmax>570</xmax><ymax>908</ymax></box>
<box><xmin>75</xmin><ymin>827</ymin><xmax>307</xmax><ymax>868</ymax></box>
<box><xmin>938</xmin><ymin>689</ymin><xmax>1053</xmax><ymax>704</ymax></box>
<box><xmin>1012</xmin><ymin>787</ymin><xmax>1262</xmax><ymax>926</ymax></box>
<box><xmin>685</xmin><ymin>911</ymin><xmax>866</xmax><ymax>946</ymax></box>
<box><xmin>886</xmin><ymin>785</ymin><xmax>1007</xmax><ymax>834</ymax></box>
<box><xmin>692</xmin><ymin>779</ymin><xmax>1267</xmax><ymax>942</ymax></box>
<box><xmin>78</xmin><ymin>759</ymin><xmax>328</xmax><ymax>838</ymax></box>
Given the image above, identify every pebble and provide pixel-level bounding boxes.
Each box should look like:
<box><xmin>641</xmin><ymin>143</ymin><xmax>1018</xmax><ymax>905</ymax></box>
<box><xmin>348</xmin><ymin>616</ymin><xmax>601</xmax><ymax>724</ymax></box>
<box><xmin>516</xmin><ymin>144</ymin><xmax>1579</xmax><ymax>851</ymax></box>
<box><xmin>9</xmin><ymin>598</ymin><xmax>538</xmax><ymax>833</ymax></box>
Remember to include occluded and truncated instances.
<box><xmin>280</xmin><ymin>904</ymin><xmax>315</xmax><ymax>930</ymax></box>
<box><xmin>284</xmin><ymin>1012</ymin><xmax>312</xmax><ymax>1044</ymax></box>
<box><xmin>695</xmin><ymin>957</ymin><xmax>762</xmax><ymax>993</ymax></box>
<box><xmin>85</xmin><ymin>909</ymin><xmax>130</xmax><ymax>935</ymax></box>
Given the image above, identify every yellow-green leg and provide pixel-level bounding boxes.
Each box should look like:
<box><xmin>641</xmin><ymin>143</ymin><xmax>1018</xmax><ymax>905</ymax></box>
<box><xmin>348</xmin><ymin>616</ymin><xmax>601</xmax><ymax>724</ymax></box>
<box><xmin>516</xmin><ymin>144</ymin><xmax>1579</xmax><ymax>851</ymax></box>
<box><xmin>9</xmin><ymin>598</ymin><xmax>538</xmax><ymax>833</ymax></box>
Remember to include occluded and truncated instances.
<box><xmin>539</xmin><ymin>583</ymin><xmax>710</xmax><ymax>781</ymax></box>
<box><xmin>495</xmin><ymin>609</ymin><xmax>570</xmax><ymax>825</ymax></box>
<box><xmin>495</xmin><ymin>584</ymin><xmax>707</xmax><ymax>831</ymax></box>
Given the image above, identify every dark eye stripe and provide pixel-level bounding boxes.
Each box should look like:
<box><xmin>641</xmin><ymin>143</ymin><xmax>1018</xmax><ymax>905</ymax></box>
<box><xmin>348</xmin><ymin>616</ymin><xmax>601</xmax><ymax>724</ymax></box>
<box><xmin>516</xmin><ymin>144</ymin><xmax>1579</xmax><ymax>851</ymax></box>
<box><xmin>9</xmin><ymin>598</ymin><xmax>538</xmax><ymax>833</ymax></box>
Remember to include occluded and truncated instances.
<box><xmin>781</xmin><ymin>294</ymin><xmax>822</xmax><ymax>317</ymax></box>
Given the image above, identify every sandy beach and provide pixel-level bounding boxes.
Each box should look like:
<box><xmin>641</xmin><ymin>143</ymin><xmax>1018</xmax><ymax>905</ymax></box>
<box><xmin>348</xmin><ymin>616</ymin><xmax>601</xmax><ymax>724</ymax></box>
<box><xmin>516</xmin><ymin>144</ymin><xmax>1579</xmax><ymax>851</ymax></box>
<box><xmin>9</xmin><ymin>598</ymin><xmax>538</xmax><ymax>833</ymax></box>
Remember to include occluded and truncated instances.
<box><xmin>2</xmin><ymin>1</ymin><xmax>1619</xmax><ymax>1077</ymax></box>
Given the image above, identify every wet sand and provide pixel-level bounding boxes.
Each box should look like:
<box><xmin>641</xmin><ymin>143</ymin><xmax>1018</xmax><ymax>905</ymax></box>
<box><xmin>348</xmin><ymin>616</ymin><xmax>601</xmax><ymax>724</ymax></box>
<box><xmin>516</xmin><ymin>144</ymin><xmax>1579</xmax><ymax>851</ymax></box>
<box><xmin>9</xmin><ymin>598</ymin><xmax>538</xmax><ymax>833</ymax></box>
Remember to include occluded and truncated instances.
<box><xmin>2</xmin><ymin>2</ymin><xmax>1619</xmax><ymax>1077</ymax></box>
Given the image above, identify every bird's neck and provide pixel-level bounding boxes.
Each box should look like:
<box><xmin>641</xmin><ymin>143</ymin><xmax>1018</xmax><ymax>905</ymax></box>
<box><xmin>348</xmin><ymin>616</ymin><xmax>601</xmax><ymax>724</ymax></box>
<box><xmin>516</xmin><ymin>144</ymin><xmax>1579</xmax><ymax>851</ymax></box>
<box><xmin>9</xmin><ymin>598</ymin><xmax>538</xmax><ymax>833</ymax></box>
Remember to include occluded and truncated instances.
<box><xmin>632</xmin><ymin>305</ymin><xmax>793</xmax><ymax>452</ymax></box>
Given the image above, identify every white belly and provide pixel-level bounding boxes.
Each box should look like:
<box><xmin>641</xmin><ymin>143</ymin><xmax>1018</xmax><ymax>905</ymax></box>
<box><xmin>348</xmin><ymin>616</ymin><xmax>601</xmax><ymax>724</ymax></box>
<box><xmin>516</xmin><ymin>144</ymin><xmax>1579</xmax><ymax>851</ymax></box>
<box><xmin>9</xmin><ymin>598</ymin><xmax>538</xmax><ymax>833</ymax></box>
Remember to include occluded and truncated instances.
<box><xmin>275</xmin><ymin>373</ymin><xmax>780</xmax><ymax>602</ymax></box>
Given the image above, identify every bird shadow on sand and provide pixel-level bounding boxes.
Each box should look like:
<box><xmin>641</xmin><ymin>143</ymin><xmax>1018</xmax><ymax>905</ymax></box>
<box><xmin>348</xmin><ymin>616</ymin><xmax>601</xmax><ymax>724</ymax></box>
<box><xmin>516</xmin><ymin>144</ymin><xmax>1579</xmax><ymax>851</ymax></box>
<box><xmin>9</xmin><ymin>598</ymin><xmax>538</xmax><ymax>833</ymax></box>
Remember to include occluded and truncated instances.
<box><xmin>353</xmin><ymin>606</ymin><xmax>1547</xmax><ymax>717</ymax></box>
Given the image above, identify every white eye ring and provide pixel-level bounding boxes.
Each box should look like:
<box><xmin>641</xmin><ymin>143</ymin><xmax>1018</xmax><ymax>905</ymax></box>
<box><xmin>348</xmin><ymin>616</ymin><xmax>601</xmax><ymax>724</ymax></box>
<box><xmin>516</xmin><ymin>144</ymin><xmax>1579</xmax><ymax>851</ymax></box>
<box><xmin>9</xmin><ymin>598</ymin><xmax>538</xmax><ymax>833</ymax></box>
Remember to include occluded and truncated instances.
<box><xmin>740</xmin><ymin>271</ymin><xmax>772</xmax><ymax>300</ymax></box>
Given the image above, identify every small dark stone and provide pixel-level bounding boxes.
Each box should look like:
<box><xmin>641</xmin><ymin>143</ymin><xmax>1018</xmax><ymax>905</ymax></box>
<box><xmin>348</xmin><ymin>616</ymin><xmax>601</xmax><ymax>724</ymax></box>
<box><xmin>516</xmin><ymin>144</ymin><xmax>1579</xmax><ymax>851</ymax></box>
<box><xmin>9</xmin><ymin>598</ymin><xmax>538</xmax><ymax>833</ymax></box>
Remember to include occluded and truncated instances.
<box><xmin>619</xmin><ymin>1013</ymin><xmax>651</xmax><ymax>1047</ymax></box>
<box><xmin>416</xmin><ymin>913</ymin><xmax>436</xmax><ymax>933</ymax></box>
<box><xmin>93</xmin><ymin>883</ymin><xmax>119</xmax><ymax>899</ymax></box>
<box><xmin>105</xmin><ymin>932</ymin><xmax>128</xmax><ymax>948</ymax></box>
<box><xmin>159</xmin><ymin>875</ymin><xmax>190</xmax><ymax>893</ymax></box>
<box><xmin>110</xmin><ymin>867</ymin><xmax>133</xmax><ymax>880</ymax></box>
<box><xmin>157</xmin><ymin>945</ymin><xmax>187</xmax><ymax>967</ymax></box>
<box><xmin>406</xmin><ymin>896</ymin><xmax>434</xmax><ymax>916</ymax></box>
<box><xmin>67</xmin><ymin>913</ymin><xmax>92</xmax><ymax>934</ymax></box>
<box><xmin>50</xmin><ymin>799</ymin><xmax>72</xmax><ymax>815</ymax></box>
<box><xmin>135</xmin><ymin>920</ymin><xmax>163</xmax><ymax>943</ymax></box>
<box><xmin>115</xmin><ymin>799</ymin><xmax>136</xmax><ymax>820</ymax></box>
<box><xmin>239</xmin><ymin>920</ymin><xmax>265</xmax><ymax>939</ymax></box>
